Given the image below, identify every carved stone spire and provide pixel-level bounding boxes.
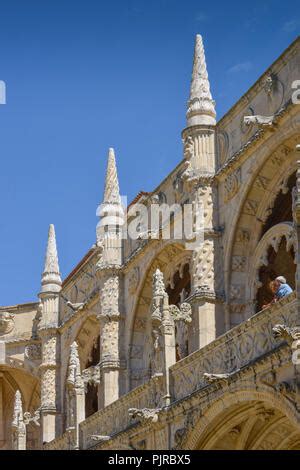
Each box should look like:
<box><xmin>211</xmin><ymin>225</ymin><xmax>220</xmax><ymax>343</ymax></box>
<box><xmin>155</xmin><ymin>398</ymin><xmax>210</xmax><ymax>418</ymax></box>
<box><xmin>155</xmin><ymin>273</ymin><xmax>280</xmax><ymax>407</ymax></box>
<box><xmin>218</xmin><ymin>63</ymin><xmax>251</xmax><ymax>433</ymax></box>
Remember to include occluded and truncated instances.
<box><xmin>41</xmin><ymin>224</ymin><xmax>62</xmax><ymax>293</ymax></box>
<box><xmin>103</xmin><ymin>148</ymin><xmax>121</xmax><ymax>205</ymax></box>
<box><xmin>96</xmin><ymin>148</ymin><xmax>124</xmax><ymax>247</ymax></box>
<box><xmin>186</xmin><ymin>34</ymin><xmax>216</xmax><ymax>127</ymax></box>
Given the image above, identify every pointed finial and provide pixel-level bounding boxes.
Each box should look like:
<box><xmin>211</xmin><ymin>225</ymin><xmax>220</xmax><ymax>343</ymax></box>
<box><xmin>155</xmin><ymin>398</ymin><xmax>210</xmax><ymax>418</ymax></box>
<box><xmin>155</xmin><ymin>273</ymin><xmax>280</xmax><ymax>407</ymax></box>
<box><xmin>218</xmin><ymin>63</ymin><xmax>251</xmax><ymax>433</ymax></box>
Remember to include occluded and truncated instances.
<box><xmin>12</xmin><ymin>390</ymin><xmax>24</xmax><ymax>428</ymax></box>
<box><xmin>41</xmin><ymin>224</ymin><xmax>62</xmax><ymax>293</ymax></box>
<box><xmin>103</xmin><ymin>148</ymin><xmax>121</xmax><ymax>205</ymax></box>
<box><xmin>186</xmin><ymin>34</ymin><xmax>216</xmax><ymax>126</ymax></box>
<box><xmin>153</xmin><ymin>269</ymin><xmax>166</xmax><ymax>297</ymax></box>
<box><xmin>96</xmin><ymin>148</ymin><xmax>124</xmax><ymax>244</ymax></box>
<box><xmin>67</xmin><ymin>341</ymin><xmax>83</xmax><ymax>389</ymax></box>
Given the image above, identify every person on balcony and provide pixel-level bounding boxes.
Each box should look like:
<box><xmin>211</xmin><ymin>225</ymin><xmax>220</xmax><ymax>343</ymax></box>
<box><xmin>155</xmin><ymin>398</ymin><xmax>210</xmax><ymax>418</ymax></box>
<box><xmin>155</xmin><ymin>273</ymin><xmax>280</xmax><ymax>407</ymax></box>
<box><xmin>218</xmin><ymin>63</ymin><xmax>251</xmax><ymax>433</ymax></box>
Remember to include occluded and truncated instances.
<box><xmin>262</xmin><ymin>276</ymin><xmax>293</xmax><ymax>309</ymax></box>
<box><xmin>274</xmin><ymin>276</ymin><xmax>293</xmax><ymax>299</ymax></box>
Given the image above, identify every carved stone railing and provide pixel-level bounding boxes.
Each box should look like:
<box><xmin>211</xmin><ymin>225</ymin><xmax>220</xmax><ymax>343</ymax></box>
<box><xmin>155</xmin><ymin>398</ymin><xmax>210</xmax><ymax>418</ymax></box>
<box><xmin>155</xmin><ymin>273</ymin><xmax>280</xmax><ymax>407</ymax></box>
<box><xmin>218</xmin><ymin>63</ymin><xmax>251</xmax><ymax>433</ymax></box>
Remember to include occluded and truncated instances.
<box><xmin>169</xmin><ymin>293</ymin><xmax>298</xmax><ymax>401</ymax></box>
<box><xmin>79</xmin><ymin>376</ymin><xmax>165</xmax><ymax>449</ymax></box>
<box><xmin>43</xmin><ymin>430</ymin><xmax>74</xmax><ymax>450</ymax></box>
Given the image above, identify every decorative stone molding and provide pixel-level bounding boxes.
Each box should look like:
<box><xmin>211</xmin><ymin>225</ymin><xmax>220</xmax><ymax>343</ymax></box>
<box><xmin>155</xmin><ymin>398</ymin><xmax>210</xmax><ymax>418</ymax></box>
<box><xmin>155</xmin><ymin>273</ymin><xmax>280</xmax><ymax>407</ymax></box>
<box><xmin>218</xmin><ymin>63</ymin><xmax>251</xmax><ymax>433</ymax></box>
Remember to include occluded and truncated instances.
<box><xmin>82</xmin><ymin>365</ymin><xmax>100</xmax><ymax>391</ymax></box>
<box><xmin>183</xmin><ymin>135</ymin><xmax>195</xmax><ymax>160</ymax></box>
<box><xmin>236</xmin><ymin>228</ymin><xmax>250</xmax><ymax>244</ymax></box>
<box><xmin>188</xmin><ymin>285</ymin><xmax>224</xmax><ymax>304</ymax></box>
<box><xmin>272</xmin><ymin>324</ymin><xmax>300</xmax><ymax>345</ymax></box>
<box><xmin>232</xmin><ymin>255</ymin><xmax>247</xmax><ymax>272</ymax></box>
<box><xmin>217</xmin><ymin>130</ymin><xmax>229</xmax><ymax>164</ymax></box>
<box><xmin>224</xmin><ymin>168</ymin><xmax>241</xmax><ymax>202</ymax></box>
<box><xmin>254</xmin><ymin>174</ymin><xmax>271</xmax><ymax>191</ymax></box>
<box><xmin>128</xmin><ymin>266</ymin><xmax>140</xmax><ymax>294</ymax></box>
<box><xmin>67</xmin><ymin>342</ymin><xmax>84</xmax><ymax>390</ymax></box>
<box><xmin>0</xmin><ymin>311</ymin><xmax>14</xmax><ymax>335</ymax></box>
<box><xmin>229</xmin><ymin>284</ymin><xmax>245</xmax><ymax>301</ymax></box>
<box><xmin>244</xmin><ymin>199</ymin><xmax>259</xmax><ymax>216</ymax></box>
<box><xmin>128</xmin><ymin>407</ymin><xmax>161</xmax><ymax>424</ymax></box>
<box><xmin>24</xmin><ymin>343</ymin><xmax>42</xmax><ymax>361</ymax></box>
<box><xmin>169</xmin><ymin>303</ymin><xmax>192</xmax><ymax>323</ymax></box>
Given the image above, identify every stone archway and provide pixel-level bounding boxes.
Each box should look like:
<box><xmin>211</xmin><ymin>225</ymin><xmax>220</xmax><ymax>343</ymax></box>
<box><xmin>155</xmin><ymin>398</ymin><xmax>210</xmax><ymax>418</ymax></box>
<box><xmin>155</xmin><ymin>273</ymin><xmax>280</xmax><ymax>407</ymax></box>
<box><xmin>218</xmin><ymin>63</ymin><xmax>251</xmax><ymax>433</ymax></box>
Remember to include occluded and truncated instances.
<box><xmin>75</xmin><ymin>315</ymin><xmax>99</xmax><ymax>418</ymax></box>
<box><xmin>129</xmin><ymin>243</ymin><xmax>191</xmax><ymax>390</ymax></box>
<box><xmin>248</xmin><ymin>222</ymin><xmax>296</xmax><ymax>310</ymax></box>
<box><xmin>196</xmin><ymin>401</ymin><xmax>300</xmax><ymax>450</ymax></box>
<box><xmin>184</xmin><ymin>389</ymin><xmax>300</xmax><ymax>450</ymax></box>
<box><xmin>224</xmin><ymin>135</ymin><xmax>299</xmax><ymax>324</ymax></box>
<box><xmin>0</xmin><ymin>366</ymin><xmax>40</xmax><ymax>450</ymax></box>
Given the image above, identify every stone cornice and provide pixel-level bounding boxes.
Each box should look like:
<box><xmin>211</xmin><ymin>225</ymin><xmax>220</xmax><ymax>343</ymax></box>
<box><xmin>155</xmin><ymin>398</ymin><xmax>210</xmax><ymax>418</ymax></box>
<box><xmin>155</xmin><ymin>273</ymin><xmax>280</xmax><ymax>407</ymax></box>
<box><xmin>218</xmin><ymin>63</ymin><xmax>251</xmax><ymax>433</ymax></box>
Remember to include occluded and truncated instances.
<box><xmin>0</xmin><ymin>302</ymin><xmax>39</xmax><ymax>313</ymax></box>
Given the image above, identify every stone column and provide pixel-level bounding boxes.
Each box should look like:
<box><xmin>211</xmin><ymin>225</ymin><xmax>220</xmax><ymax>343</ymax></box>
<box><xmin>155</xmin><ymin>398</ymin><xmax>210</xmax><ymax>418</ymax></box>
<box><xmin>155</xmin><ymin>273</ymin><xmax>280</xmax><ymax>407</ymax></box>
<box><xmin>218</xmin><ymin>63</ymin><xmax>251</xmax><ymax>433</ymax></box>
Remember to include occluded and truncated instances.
<box><xmin>66</xmin><ymin>342</ymin><xmax>85</xmax><ymax>449</ymax></box>
<box><xmin>97</xmin><ymin>267</ymin><xmax>125</xmax><ymax>409</ymax></box>
<box><xmin>95</xmin><ymin>148</ymin><xmax>125</xmax><ymax>408</ymax></box>
<box><xmin>11</xmin><ymin>390</ymin><xmax>26</xmax><ymax>450</ymax></box>
<box><xmin>180</xmin><ymin>35</ymin><xmax>221</xmax><ymax>351</ymax></box>
<box><xmin>150</xmin><ymin>269</ymin><xmax>176</xmax><ymax>405</ymax></box>
<box><xmin>38</xmin><ymin>326</ymin><xmax>60</xmax><ymax>443</ymax></box>
<box><xmin>188</xmin><ymin>178</ymin><xmax>220</xmax><ymax>350</ymax></box>
<box><xmin>38</xmin><ymin>224</ymin><xmax>62</xmax><ymax>443</ymax></box>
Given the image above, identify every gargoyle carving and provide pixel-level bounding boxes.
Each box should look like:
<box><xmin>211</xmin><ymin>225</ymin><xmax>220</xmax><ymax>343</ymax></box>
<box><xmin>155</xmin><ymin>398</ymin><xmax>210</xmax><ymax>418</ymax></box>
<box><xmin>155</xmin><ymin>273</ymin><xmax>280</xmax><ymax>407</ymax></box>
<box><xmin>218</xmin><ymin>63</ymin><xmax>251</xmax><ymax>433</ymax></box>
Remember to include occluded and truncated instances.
<box><xmin>128</xmin><ymin>407</ymin><xmax>161</xmax><ymax>424</ymax></box>
<box><xmin>66</xmin><ymin>301</ymin><xmax>85</xmax><ymax>312</ymax></box>
<box><xmin>90</xmin><ymin>435</ymin><xmax>111</xmax><ymax>442</ymax></box>
<box><xmin>203</xmin><ymin>370</ymin><xmax>239</xmax><ymax>384</ymax></box>
<box><xmin>203</xmin><ymin>372</ymin><xmax>231</xmax><ymax>384</ymax></box>
<box><xmin>23</xmin><ymin>409</ymin><xmax>41</xmax><ymax>427</ymax></box>
<box><xmin>243</xmin><ymin>115</ymin><xmax>275</xmax><ymax>127</ymax></box>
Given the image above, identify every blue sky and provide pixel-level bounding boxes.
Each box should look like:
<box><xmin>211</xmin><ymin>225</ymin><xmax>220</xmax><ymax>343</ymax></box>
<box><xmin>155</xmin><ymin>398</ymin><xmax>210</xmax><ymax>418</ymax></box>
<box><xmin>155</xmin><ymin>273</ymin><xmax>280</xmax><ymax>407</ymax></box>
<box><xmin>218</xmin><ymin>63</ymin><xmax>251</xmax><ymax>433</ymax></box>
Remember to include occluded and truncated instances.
<box><xmin>0</xmin><ymin>0</ymin><xmax>299</xmax><ymax>305</ymax></box>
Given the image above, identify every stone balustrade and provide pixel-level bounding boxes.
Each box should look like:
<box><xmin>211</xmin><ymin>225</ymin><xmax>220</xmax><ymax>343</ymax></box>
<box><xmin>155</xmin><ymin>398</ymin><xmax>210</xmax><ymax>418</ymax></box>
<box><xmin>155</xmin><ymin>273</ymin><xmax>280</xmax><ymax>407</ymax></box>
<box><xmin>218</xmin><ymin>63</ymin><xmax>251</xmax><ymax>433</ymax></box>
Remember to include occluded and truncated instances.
<box><xmin>169</xmin><ymin>292</ymin><xmax>297</xmax><ymax>400</ymax></box>
<box><xmin>79</xmin><ymin>376</ymin><xmax>165</xmax><ymax>449</ymax></box>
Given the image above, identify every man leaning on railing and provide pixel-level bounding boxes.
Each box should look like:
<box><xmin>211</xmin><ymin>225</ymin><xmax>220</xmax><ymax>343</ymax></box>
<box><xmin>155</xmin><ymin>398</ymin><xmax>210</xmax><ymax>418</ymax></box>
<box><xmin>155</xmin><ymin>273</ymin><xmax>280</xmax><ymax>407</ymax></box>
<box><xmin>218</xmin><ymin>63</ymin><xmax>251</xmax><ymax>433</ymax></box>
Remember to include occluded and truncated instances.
<box><xmin>262</xmin><ymin>276</ymin><xmax>293</xmax><ymax>310</ymax></box>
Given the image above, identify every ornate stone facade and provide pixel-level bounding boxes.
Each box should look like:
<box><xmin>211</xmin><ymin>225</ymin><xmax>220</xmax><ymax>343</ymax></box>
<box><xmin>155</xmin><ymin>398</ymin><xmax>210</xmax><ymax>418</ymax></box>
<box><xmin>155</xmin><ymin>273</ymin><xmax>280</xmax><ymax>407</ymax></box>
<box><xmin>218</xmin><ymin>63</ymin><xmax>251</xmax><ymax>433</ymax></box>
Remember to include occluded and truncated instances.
<box><xmin>1</xmin><ymin>35</ymin><xmax>300</xmax><ymax>451</ymax></box>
